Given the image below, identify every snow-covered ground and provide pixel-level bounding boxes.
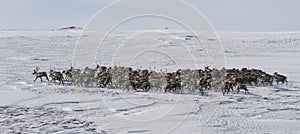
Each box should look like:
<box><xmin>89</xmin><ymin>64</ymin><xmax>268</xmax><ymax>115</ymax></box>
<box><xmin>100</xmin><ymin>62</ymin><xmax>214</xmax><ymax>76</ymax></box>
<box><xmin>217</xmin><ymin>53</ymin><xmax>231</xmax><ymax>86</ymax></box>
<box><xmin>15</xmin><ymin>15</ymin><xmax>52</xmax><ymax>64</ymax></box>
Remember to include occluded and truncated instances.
<box><xmin>0</xmin><ymin>30</ymin><xmax>299</xmax><ymax>133</ymax></box>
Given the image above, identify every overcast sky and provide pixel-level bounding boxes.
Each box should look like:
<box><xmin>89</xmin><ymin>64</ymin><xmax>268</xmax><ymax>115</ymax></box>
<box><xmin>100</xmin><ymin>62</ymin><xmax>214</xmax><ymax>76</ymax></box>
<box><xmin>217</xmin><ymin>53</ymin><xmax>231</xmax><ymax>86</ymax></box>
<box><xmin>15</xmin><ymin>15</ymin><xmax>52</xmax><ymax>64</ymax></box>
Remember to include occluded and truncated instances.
<box><xmin>0</xmin><ymin>0</ymin><xmax>299</xmax><ymax>31</ymax></box>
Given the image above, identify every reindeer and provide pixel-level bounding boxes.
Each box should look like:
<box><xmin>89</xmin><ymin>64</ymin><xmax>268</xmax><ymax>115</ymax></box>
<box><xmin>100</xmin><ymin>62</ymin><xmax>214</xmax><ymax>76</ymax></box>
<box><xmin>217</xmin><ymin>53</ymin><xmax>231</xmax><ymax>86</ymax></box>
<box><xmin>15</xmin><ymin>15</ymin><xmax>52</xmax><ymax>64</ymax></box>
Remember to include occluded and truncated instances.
<box><xmin>97</xmin><ymin>71</ymin><xmax>112</xmax><ymax>88</ymax></box>
<box><xmin>259</xmin><ymin>73</ymin><xmax>274</xmax><ymax>86</ymax></box>
<box><xmin>222</xmin><ymin>81</ymin><xmax>234</xmax><ymax>95</ymax></box>
<box><xmin>273</xmin><ymin>72</ymin><xmax>288</xmax><ymax>85</ymax></box>
<box><xmin>235</xmin><ymin>83</ymin><xmax>249</xmax><ymax>94</ymax></box>
<box><xmin>199</xmin><ymin>76</ymin><xmax>212</xmax><ymax>91</ymax></box>
<box><xmin>32</xmin><ymin>67</ymin><xmax>49</xmax><ymax>82</ymax></box>
<box><xmin>164</xmin><ymin>72</ymin><xmax>182</xmax><ymax>93</ymax></box>
<box><xmin>62</xmin><ymin>66</ymin><xmax>82</xmax><ymax>85</ymax></box>
<box><xmin>62</xmin><ymin>69</ymin><xmax>72</xmax><ymax>81</ymax></box>
<box><xmin>149</xmin><ymin>71</ymin><xmax>162</xmax><ymax>91</ymax></box>
<box><xmin>165</xmin><ymin>80</ymin><xmax>181</xmax><ymax>93</ymax></box>
<box><xmin>49</xmin><ymin>70</ymin><xmax>64</xmax><ymax>85</ymax></box>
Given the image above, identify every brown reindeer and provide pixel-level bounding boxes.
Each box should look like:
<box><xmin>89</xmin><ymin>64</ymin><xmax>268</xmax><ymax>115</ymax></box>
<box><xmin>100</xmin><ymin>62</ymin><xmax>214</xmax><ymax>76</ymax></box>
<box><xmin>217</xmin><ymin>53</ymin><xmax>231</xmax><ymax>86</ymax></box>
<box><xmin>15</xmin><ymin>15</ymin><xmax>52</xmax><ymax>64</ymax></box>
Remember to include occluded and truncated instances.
<box><xmin>236</xmin><ymin>83</ymin><xmax>249</xmax><ymax>94</ymax></box>
<box><xmin>273</xmin><ymin>72</ymin><xmax>288</xmax><ymax>85</ymax></box>
<box><xmin>49</xmin><ymin>70</ymin><xmax>64</xmax><ymax>85</ymax></box>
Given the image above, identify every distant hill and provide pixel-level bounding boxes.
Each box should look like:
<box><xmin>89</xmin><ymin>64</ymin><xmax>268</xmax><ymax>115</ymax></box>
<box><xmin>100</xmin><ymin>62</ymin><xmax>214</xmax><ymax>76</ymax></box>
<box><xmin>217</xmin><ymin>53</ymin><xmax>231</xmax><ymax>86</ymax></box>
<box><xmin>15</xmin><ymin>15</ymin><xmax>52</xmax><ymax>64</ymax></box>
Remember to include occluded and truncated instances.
<box><xmin>59</xmin><ymin>26</ymin><xmax>82</xmax><ymax>30</ymax></box>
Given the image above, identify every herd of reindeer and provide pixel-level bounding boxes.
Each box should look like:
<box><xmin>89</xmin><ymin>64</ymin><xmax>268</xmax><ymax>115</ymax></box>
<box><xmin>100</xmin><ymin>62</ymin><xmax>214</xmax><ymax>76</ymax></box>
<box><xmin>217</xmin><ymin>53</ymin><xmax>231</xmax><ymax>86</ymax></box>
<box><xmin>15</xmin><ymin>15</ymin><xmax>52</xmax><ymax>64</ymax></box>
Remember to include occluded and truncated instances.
<box><xmin>32</xmin><ymin>65</ymin><xmax>288</xmax><ymax>95</ymax></box>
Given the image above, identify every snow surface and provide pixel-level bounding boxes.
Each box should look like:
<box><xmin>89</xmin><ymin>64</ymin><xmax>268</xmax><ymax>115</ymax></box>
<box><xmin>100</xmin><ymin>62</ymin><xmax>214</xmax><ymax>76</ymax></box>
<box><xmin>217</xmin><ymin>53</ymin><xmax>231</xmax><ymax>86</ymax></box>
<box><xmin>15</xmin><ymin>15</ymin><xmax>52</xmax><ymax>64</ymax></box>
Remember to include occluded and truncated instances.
<box><xmin>0</xmin><ymin>30</ymin><xmax>299</xmax><ymax>133</ymax></box>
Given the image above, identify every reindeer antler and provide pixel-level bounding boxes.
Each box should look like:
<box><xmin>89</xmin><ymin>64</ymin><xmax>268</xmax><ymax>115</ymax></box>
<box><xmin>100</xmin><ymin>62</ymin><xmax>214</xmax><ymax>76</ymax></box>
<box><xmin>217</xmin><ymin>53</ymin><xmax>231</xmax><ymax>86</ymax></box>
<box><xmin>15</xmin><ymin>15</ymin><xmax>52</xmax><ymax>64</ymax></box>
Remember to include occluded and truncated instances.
<box><xmin>35</xmin><ymin>67</ymin><xmax>39</xmax><ymax>71</ymax></box>
<box><xmin>164</xmin><ymin>68</ymin><xmax>167</xmax><ymax>73</ymax></box>
<box><xmin>95</xmin><ymin>61</ymin><xmax>101</xmax><ymax>66</ymax></box>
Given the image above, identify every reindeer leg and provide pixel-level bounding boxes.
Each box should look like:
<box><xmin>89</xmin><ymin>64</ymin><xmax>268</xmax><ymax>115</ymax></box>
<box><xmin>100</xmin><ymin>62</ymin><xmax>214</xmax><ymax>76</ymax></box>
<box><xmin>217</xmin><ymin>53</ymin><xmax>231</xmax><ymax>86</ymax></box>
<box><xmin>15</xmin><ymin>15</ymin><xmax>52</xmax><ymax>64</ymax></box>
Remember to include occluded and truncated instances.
<box><xmin>222</xmin><ymin>89</ymin><xmax>225</xmax><ymax>96</ymax></box>
<box><xmin>34</xmin><ymin>76</ymin><xmax>38</xmax><ymax>82</ymax></box>
<box><xmin>61</xmin><ymin>77</ymin><xmax>64</xmax><ymax>85</ymax></box>
<box><xmin>200</xmin><ymin>88</ymin><xmax>204</xmax><ymax>96</ymax></box>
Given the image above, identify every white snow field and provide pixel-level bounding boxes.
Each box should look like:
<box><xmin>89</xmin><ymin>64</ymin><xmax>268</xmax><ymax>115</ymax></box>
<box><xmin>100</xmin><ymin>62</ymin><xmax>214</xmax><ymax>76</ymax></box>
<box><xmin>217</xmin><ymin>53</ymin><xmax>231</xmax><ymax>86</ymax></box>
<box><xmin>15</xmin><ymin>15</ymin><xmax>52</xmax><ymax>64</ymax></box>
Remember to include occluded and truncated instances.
<box><xmin>0</xmin><ymin>29</ymin><xmax>300</xmax><ymax>133</ymax></box>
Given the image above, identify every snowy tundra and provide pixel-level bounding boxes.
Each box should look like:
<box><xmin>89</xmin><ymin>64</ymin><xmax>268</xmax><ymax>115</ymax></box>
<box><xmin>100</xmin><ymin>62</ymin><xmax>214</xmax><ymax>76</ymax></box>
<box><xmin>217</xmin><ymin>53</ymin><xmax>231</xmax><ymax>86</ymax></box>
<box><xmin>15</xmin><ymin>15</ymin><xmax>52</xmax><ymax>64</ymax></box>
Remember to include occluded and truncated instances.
<box><xmin>0</xmin><ymin>29</ymin><xmax>299</xmax><ymax>133</ymax></box>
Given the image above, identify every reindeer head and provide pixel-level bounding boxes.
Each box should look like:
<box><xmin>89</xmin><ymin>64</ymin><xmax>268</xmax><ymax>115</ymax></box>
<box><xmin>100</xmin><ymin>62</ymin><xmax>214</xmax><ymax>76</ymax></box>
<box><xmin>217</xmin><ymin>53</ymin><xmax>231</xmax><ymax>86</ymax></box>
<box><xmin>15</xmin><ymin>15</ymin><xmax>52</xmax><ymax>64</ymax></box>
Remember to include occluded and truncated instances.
<box><xmin>205</xmin><ymin>66</ymin><xmax>210</xmax><ymax>71</ymax></box>
<box><xmin>32</xmin><ymin>67</ymin><xmax>39</xmax><ymax>75</ymax></box>
<box><xmin>32</xmin><ymin>70</ymin><xmax>37</xmax><ymax>75</ymax></box>
<box><xmin>84</xmin><ymin>67</ymin><xmax>89</xmax><ymax>71</ymax></box>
